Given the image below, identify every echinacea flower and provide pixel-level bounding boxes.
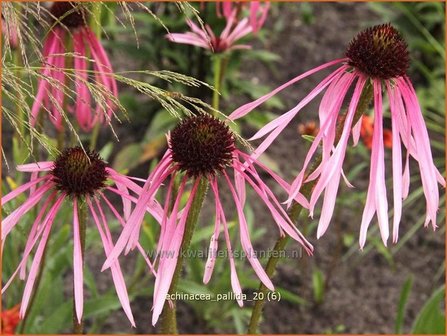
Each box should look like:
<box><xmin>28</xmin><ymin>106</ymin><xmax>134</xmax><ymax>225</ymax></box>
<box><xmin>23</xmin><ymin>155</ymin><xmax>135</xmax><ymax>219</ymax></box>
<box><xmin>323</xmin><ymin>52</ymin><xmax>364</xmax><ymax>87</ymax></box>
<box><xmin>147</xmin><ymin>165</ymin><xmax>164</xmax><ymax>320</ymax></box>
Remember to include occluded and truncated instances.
<box><xmin>229</xmin><ymin>24</ymin><xmax>445</xmax><ymax>247</ymax></box>
<box><xmin>31</xmin><ymin>2</ymin><xmax>117</xmax><ymax>131</ymax></box>
<box><xmin>0</xmin><ymin>304</ymin><xmax>20</xmax><ymax>335</ymax></box>
<box><xmin>2</xmin><ymin>147</ymin><xmax>161</xmax><ymax>326</ymax></box>
<box><xmin>101</xmin><ymin>114</ymin><xmax>313</xmax><ymax>325</ymax></box>
<box><xmin>166</xmin><ymin>10</ymin><xmax>253</xmax><ymax>53</ymax></box>
<box><xmin>216</xmin><ymin>1</ymin><xmax>270</xmax><ymax>33</ymax></box>
<box><xmin>360</xmin><ymin>115</ymin><xmax>392</xmax><ymax>150</ymax></box>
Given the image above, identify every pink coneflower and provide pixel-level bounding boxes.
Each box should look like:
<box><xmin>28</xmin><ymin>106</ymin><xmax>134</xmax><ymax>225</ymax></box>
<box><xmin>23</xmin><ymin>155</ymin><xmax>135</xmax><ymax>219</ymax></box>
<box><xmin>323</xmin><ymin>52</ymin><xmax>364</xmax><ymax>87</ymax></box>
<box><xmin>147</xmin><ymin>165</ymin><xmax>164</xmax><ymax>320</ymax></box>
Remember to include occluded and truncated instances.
<box><xmin>31</xmin><ymin>2</ymin><xmax>117</xmax><ymax>131</ymax></box>
<box><xmin>166</xmin><ymin>10</ymin><xmax>253</xmax><ymax>53</ymax></box>
<box><xmin>229</xmin><ymin>24</ymin><xmax>445</xmax><ymax>247</ymax></box>
<box><xmin>101</xmin><ymin>114</ymin><xmax>313</xmax><ymax>325</ymax></box>
<box><xmin>216</xmin><ymin>1</ymin><xmax>270</xmax><ymax>33</ymax></box>
<box><xmin>2</xmin><ymin>147</ymin><xmax>161</xmax><ymax>326</ymax></box>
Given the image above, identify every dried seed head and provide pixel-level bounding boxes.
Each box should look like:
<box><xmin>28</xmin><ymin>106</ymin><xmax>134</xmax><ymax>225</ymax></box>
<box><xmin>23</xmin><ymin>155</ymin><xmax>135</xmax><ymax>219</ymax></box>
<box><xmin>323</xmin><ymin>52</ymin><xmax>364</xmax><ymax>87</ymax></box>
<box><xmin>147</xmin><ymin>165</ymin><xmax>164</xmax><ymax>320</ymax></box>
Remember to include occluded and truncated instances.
<box><xmin>50</xmin><ymin>2</ymin><xmax>87</xmax><ymax>29</ymax></box>
<box><xmin>52</xmin><ymin>147</ymin><xmax>108</xmax><ymax>197</ymax></box>
<box><xmin>170</xmin><ymin>114</ymin><xmax>235</xmax><ymax>177</ymax></box>
<box><xmin>346</xmin><ymin>23</ymin><xmax>409</xmax><ymax>80</ymax></box>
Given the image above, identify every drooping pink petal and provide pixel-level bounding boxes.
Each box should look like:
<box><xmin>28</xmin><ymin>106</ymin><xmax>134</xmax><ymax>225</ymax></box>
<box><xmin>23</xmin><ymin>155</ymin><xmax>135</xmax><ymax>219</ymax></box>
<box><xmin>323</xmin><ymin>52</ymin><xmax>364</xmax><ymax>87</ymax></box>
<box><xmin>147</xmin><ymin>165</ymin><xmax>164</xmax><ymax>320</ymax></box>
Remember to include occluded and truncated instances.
<box><xmin>152</xmin><ymin>179</ymin><xmax>200</xmax><ymax>326</ymax></box>
<box><xmin>223</xmin><ymin>171</ymin><xmax>274</xmax><ymax>291</ymax></box>
<box><xmin>232</xmin><ymin>162</ymin><xmax>313</xmax><ymax>255</ymax></box>
<box><xmin>99</xmin><ymin>192</ymin><xmax>156</xmax><ymax>277</ymax></box>
<box><xmin>16</xmin><ymin>161</ymin><xmax>54</xmax><ymax>172</ymax></box>
<box><xmin>287</xmin><ymin>71</ymin><xmax>356</xmax><ymax>206</ymax></box>
<box><xmin>20</xmin><ymin>195</ymin><xmax>65</xmax><ymax>318</ymax></box>
<box><xmin>2</xmin><ymin>192</ymin><xmax>57</xmax><ymax>292</ymax></box>
<box><xmin>229</xmin><ymin>59</ymin><xmax>348</xmax><ymax>121</ymax></box>
<box><xmin>1</xmin><ymin>175</ymin><xmax>49</xmax><ymax>204</ymax></box>
<box><xmin>399</xmin><ymin>77</ymin><xmax>445</xmax><ymax>226</ymax></box>
<box><xmin>387</xmin><ymin>81</ymin><xmax>403</xmax><ymax>243</ymax></box>
<box><xmin>87</xmin><ymin>197</ymin><xmax>136</xmax><ymax>327</ymax></box>
<box><xmin>209</xmin><ymin>179</ymin><xmax>243</xmax><ymax>307</ymax></box>
<box><xmin>203</xmin><ymin>178</ymin><xmax>221</xmax><ymax>284</ymax></box>
<box><xmin>73</xmin><ymin>30</ymin><xmax>92</xmax><ymax>130</ymax></box>
<box><xmin>359</xmin><ymin>80</ymin><xmax>389</xmax><ymax>248</ymax></box>
<box><xmin>101</xmin><ymin>157</ymin><xmax>174</xmax><ymax>271</ymax></box>
<box><xmin>2</xmin><ymin>183</ymin><xmax>54</xmax><ymax>240</ymax></box>
<box><xmin>72</xmin><ymin>198</ymin><xmax>84</xmax><ymax>323</ymax></box>
<box><xmin>308</xmin><ymin>76</ymin><xmax>367</xmax><ymax>215</ymax></box>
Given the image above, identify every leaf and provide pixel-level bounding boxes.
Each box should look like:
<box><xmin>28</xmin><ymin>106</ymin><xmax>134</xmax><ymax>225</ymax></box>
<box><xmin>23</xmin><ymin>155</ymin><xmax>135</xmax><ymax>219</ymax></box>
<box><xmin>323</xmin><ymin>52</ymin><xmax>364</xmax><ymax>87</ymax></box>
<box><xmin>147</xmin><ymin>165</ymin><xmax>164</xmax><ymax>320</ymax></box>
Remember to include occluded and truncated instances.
<box><xmin>395</xmin><ymin>275</ymin><xmax>413</xmax><ymax>334</ymax></box>
<box><xmin>411</xmin><ymin>285</ymin><xmax>445</xmax><ymax>334</ymax></box>
<box><xmin>312</xmin><ymin>267</ymin><xmax>325</xmax><ymax>304</ymax></box>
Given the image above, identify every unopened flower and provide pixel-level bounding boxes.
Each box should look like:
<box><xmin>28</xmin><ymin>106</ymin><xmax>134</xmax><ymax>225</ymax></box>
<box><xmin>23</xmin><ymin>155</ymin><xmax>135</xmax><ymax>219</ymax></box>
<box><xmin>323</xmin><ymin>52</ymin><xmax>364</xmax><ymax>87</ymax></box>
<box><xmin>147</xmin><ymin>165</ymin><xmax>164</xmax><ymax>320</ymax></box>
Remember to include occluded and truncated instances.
<box><xmin>229</xmin><ymin>24</ymin><xmax>445</xmax><ymax>247</ymax></box>
<box><xmin>166</xmin><ymin>10</ymin><xmax>253</xmax><ymax>53</ymax></box>
<box><xmin>0</xmin><ymin>304</ymin><xmax>20</xmax><ymax>335</ymax></box>
<box><xmin>31</xmin><ymin>2</ymin><xmax>117</xmax><ymax>131</ymax></box>
<box><xmin>101</xmin><ymin>114</ymin><xmax>313</xmax><ymax>325</ymax></box>
<box><xmin>2</xmin><ymin>147</ymin><xmax>161</xmax><ymax>326</ymax></box>
<box><xmin>360</xmin><ymin>115</ymin><xmax>392</xmax><ymax>150</ymax></box>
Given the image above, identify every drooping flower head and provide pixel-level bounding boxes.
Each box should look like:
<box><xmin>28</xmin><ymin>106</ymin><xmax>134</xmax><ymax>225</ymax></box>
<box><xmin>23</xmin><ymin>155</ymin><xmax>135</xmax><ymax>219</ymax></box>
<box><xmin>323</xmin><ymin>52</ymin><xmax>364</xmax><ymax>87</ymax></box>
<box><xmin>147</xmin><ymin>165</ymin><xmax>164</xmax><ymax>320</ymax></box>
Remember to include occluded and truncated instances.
<box><xmin>229</xmin><ymin>23</ymin><xmax>445</xmax><ymax>247</ymax></box>
<box><xmin>216</xmin><ymin>1</ymin><xmax>270</xmax><ymax>33</ymax></box>
<box><xmin>31</xmin><ymin>2</ymin><xmax>118</xmax><ymax>131</ymax></box>
<box><xmin>2</xmin><ymin>146</ymin><xmax>161</xmax><ymax>326</ymax></box>
<box><xmin>101</xmin><ymin>114</ymin><xmax>313</xmax><ymax>326</ymax></box>
<box><xmin>166</xmin><ymin>10</ymin><xmax>253</xmax><ymax>53</ymax></box>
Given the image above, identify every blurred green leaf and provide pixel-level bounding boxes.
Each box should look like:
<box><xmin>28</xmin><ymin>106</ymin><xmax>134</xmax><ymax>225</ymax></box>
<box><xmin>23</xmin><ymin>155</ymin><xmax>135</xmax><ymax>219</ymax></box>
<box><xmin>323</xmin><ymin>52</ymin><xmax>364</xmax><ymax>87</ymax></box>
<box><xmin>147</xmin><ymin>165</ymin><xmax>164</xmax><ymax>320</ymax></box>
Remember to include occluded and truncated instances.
<box><xmin>411</xmin><ymin>285</ymin><xmax>445</xmax><ymax>334</ymax></box>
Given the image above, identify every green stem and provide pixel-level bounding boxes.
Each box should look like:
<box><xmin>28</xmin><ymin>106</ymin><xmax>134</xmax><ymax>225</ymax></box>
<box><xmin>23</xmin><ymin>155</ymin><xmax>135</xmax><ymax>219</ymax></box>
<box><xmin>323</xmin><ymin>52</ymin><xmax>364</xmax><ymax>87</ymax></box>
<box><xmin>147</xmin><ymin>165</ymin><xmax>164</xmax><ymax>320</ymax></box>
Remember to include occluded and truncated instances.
<box><xmin>212</xmin><ymin>55</ymin><xmax>223</xmax><ymax>112</ymax></box>
<box><xmin>160</xmin><ymin>178</ymin><xmax>208</xmax><ymax>334</ymax></box>
<box><xmin>73</xmin><ymin>201</ymin><xmax>87</xmax><ymax>334</ymax></box>
<box><xmin>247</xmin><ymin>80</ymin><xmax>374</xmax><ymax>334</ymax></box>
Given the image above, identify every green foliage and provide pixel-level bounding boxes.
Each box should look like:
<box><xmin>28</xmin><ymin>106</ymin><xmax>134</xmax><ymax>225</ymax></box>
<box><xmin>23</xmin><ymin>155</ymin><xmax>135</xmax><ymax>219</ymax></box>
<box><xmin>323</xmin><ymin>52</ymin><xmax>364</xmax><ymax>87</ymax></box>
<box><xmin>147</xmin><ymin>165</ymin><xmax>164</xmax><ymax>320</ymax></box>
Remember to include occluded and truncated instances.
<box><xmin>395</xmin><ymin>276</ymin><xmax>413</xmax><ymax>334</ymax></box>
<box><xmin>411</xmin><ymin>286</ymin><xmax>446</xmax><ymax>334</ymax></box>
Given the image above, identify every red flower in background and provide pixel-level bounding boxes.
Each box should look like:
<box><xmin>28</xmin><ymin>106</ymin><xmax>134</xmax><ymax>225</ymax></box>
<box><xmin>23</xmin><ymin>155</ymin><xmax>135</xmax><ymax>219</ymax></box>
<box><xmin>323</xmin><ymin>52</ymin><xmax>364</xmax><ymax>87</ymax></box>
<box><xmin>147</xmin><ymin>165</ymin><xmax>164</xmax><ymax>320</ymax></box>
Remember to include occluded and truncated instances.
<box><xmin>359</xmin><ymin>115</ymin><xmax>392</xmax><ymax>150</ymax></box>
<box><xmin>1</xmin><ymin>305</ymin><xmax>20</xmax><ymax>334</ymax></box>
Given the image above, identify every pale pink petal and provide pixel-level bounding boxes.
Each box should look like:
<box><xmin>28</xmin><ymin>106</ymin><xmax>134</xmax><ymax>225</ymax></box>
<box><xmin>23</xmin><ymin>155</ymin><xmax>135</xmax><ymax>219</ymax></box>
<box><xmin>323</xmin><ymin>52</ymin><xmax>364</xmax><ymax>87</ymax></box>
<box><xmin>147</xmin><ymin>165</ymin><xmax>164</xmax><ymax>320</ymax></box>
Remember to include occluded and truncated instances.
<box><xmin>210</xmin><ymin>180</ymin><xmax>243</xmax><ymax>307</ymax></box>
<box><xmin>72</xmin><ymin>198</ymin><xmax>84</xmax><ymax>323</ymax></box>
<box><xmin>2</xmin><ymin>183</ymin><xmax>54</xmax><ymax>240</ymax></box>
<box><xmin>203</xmin><ymin>178</ymin><xmax>221</xmax><ymax>284</ymax></box>
<box><xmin>152</xmin><ymin>179</ymin><xmax>200</xmax><ymax>326</ymax></box>
<box><xmin>20</xmin><ymin>195</ymin><xmax>65</xmax><ymax>318</ymax></box>
<box><xmin>87</xmin><ymin>197</ymin><xmax>136</xmax><ymax>326</ymax></box>
<box><xmin>387</xmin><ymin>81</ymin><xmax>403</xmax><ymax>243</ymax></box>
<box><xmin>17</xmin><ymin>161</ymin><xmax>54</xmax><ymax>172</ymax></box>
<box><xmin>223</xmin><ymin>171</ymin><xmax>274</xmax><ymax>291</ymax></box>
<box><xmin>99</xmin><ymin>192</ymin><xmax>156</xmax><ymax>277</ymax></box>
<box><xmin>2</xmin><ymin>175</ymin><xmax>49</xmax><ymax>204</ymax></box>
<box><xmin>229</xmin><ymin>59</ymin><xmax>347</xmax><ymax>121</ymax></box>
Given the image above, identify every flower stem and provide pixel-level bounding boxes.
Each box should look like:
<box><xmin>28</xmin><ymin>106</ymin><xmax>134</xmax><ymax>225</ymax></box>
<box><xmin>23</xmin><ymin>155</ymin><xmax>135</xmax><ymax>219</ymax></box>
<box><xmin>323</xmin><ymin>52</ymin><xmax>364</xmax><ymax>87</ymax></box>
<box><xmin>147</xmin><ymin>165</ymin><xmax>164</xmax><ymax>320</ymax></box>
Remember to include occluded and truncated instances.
<box><xmin>247</xmin><ymin>79</ymin><xmax>374</xmax><ymax>334</ymax></box>
<box><xmin>212</xmin><ymin>55</ymin><xmax>223</xmax><ymax>113</ymax></box>
<box><xmin>73</xmin><ymin>200</ymin><xmax>87</xmax><ymax>334</ymax></box>
<box><xmin>160</xmin><ymin>178</ymin><xmax>208</xmax><ymax>334</ymax></box>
